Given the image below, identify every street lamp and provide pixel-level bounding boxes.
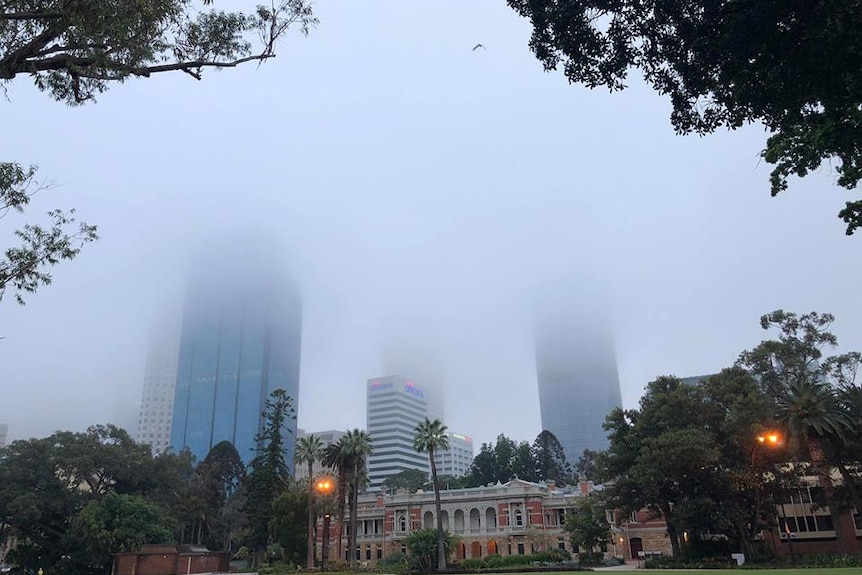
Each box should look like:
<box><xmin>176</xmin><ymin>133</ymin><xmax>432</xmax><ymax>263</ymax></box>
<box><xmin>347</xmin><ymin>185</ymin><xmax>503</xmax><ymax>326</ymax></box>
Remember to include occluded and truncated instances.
<box><xmin>316</xmin><ymin>477</ymin><xmax>335</xmax><ymax>571</ymax></box>
<box><xmin>757</xmin><ymin>432</ymin><xmax>782</xmax><ymax>447</ymax></box>
<box><xmin>752</xmin><ymin>431</ymin><xmax>790</xmax><ymax>558</ymax></box>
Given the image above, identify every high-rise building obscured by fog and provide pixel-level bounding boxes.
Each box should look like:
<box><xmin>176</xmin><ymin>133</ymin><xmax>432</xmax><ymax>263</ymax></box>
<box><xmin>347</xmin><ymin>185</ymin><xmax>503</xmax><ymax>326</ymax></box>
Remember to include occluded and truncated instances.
<box><xmin>170</xmin><ymin>242</ymin><xmax>302</xmax><ymax>468</ymax></box>
<box><xmin>136</xmin><ymin>317</ymin><xmax>181</xmax><ymax>454</ymax></box>
<box><xmin>533</xmin><ymin>286</ymin><xmax>621</xmax><ymax>467</ymax></box>
<box><xmin>381</xmin><ymin>338</ymin><xmax>445</xmax><ymax>423</ymax></box>
<box><xmin>0</xmin><ymin>423</ymin><xmax>8</xmax><ymax>447</ymax></box>
<box><xmin>366</xmin><ymin>375</ymin><xmax>430</xmax><ymax>488</ymax></box>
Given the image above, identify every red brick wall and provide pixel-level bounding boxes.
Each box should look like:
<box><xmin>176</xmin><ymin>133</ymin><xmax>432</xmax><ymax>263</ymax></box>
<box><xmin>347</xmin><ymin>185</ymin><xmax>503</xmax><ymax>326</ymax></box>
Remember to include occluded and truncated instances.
<box><xmin>113</xmin><ymin>552</ymin><xmax>228</xmax><ymax>575</ymax></box>
<box><xmin>526</xmin><ymin>501</ymin><xmax>543</xmax><ymax>526</ymax></box>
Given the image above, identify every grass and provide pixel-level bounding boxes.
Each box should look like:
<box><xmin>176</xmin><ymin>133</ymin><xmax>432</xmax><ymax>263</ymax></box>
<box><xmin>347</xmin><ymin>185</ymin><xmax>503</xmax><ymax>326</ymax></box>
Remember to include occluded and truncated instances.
<box><xmin>523</xmin><ymin>571</ymin><xmax>862</xmax><ymax>575</ymax></box>
<box><xmin>362</xmin><ymin>570</ymin><xmax>862</xmax><ymax>575</ymax></box>
<box><xmin>268</xmin><ymin>569</ymin><xmax>862</xmax><ymax>575</ymax></box>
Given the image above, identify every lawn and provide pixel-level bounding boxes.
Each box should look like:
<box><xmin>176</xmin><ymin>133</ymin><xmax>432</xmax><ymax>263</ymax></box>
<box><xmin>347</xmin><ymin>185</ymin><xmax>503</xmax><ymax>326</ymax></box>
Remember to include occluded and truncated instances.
<box><xmin>569</xmin><ymin>571</ymin><xmax>859</xmax><ymax>575</ymax></box>
<box><xmin>361</xmin><ymin>570</ymin><xmax>862</xmax><ymax>575</ymax></box>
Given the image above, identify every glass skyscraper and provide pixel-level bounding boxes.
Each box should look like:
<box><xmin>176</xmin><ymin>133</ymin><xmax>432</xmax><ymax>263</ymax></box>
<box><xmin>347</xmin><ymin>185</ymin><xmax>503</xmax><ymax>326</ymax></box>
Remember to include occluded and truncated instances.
<box><xmin>534</xmin><ymin>302</ymin><xmax>622</xmax><ymax>468</ymax></box>
<box><xmin>170</xmin><ymin>247</ymin><xmax>302</xmax><ymax>469</ymax></box>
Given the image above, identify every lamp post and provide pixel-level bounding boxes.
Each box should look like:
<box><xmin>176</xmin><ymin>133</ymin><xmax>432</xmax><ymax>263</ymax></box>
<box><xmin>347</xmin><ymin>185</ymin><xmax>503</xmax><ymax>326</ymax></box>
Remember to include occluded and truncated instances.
<box><xmin>752</xmin><ymin>431</ymin><xmax>788</xmax><ymax>558</ymax></box>
<box><xmin>316</xmin><ymin>477</ymin><xmax>335</xmax><ymax>571</ymax></box>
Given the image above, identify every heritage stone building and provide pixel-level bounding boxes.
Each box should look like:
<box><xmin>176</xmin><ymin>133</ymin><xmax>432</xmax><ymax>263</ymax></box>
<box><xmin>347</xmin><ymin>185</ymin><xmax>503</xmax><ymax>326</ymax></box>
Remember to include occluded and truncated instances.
<box><xmin>317</xmin><ymin>478</ymin><xmax>672</xmax><ymax>565</ymax></box>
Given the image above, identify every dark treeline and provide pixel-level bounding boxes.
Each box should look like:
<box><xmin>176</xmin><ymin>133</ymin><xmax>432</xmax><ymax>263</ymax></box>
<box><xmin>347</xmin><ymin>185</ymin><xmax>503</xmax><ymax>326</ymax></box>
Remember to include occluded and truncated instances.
<box><xmin>595</xmin><ymin>310</ymin><xmax>862</xmax><ymax>560</ymax></box>
<box><xmin>0</xmin><ymin>390</ymin><xmax>306</xmax><ymax>575</ymax></box>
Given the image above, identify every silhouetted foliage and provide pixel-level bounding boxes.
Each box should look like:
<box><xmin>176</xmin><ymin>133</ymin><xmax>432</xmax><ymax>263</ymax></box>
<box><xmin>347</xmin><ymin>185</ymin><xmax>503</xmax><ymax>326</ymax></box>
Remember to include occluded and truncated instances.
<box><xmin>508</xmin><ymin>1</ymin><xmax>862</xmax><ymax>234</ymax></box>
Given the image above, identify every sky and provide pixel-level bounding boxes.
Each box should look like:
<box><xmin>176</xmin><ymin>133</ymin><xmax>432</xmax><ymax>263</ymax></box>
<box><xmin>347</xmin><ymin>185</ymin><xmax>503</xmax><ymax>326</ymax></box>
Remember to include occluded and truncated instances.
<box><xmin>1</xmin><ymin>0</ymin><xmax>860</xmax><ymax>449</ymax></box>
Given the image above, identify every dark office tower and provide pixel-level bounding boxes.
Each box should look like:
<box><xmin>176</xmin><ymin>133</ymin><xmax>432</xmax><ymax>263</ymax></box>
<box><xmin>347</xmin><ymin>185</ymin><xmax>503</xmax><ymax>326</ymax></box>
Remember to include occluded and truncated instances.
<box><xmin>533</xmin><ymin>288</ymin><xmax>621</xmax><ymax>468</ymax></box>
<box><xmin>170</xmin><ymin>242</ymin><xmax>302</xmax><ymax>469</ymax></box>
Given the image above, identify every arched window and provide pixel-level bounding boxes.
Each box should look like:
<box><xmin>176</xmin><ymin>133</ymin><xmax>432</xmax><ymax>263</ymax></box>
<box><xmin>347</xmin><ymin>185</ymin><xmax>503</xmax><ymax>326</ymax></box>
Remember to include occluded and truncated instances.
<box><xmin>485</xmin><ymin>507</ymin><xmax>497</xmax><ymax>529</ymax></box>
<box><xmin>469</xmin><ymin>508</ymin><xmax>481</xmax><ymax>532</ymax></box>
<box><xmin>454</xmin><ymin>509</ymin><xmax>465</xmax><ymax>533</ymax></box>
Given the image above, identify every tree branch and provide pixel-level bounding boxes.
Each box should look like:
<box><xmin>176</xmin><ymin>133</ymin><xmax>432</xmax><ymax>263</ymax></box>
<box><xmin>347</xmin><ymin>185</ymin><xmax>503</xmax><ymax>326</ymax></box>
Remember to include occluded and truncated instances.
<box><xmin>0</xmin><ymin>11</ymin><xmax>62</xmax><ymax>21</ymax></box>
<box><xmin>0</xmin><ymin>26</ymin><xmax>60</xmax><ymax>78</ymax></box>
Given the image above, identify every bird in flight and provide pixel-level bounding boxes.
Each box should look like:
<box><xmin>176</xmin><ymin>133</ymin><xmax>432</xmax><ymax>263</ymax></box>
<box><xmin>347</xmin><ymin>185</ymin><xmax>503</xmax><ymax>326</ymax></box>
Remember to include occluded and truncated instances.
<box><xmin>472</xmin><ymin>43</ymin><xmax>485</xmax><ymax>51</ymax></box>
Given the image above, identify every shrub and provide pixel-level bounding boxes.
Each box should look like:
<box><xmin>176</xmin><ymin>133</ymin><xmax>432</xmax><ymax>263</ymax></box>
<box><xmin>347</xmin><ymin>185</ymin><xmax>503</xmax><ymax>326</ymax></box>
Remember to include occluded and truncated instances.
<box><xmin>375</xmin><ymin>551</ymin><xmax>409</xmax><ymax>573</ymax></box>
<box><xmin>577</xmin><ymin>552</ymin><xmax>604</xmax><ymax>567</ymax></box>
<box><xmin>460</xmin><ymin>557</ymin><xmax>485</xmax><ymax>570</ymax></box>
<box><xmin>643</xmin><ymin>556</ymin><xmax>734</xmax><ymax>569</ymax></box>
<box><xmin>482</xmin><ymin>554</ymin><xmax>506</xmax><ymax>568</ymax></box>
<box><xmin>530</xmin><ymin>549</ymin><xmax>571</xmax><ymax>564</ymax></box>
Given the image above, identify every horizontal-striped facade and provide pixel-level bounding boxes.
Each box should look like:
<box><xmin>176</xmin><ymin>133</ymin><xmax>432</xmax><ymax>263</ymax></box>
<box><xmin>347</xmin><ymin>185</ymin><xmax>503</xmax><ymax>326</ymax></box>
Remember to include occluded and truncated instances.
<box><xmin>367</xmin><ymin>375</ymin><xmax>430</xmax><ymax>488</ymax></box>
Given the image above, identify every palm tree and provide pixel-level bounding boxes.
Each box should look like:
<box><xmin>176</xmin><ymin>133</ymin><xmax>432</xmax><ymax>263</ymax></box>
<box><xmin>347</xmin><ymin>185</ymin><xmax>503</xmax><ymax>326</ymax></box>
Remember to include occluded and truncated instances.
<box><xmin>322</xmin><ymin>439</ymin><xmax>349</xmax><ymax>562</ymax></box>
<box><xmin>413</xmin><ymin>418</ymin><xmax>449</xmax><ymax>571</ymax></box>
<box><xmin>775</xmin><ymin>379</ymin><xmax>853</xmax><ymax>542</ymax></box>
<box><xmin>776</xmin><ymin>379</ymin><xmax>851</xmax><ymax>470</ymax></box>
<box><xmin>342</xmin><ymin>428</ymin><xmax>373</xmax><ymax>568</ymax></box>
<box><xmin>296</xmin><ymin>434</ymin><xmax>324</xmax><ymax>569</ymax></box>
<box><xmin>833</xmin><ymin>384</ymin><xmax>862</xmax><ymax>512</ymax></box>
<box><xmin>322</xmin><ymin>429</ymin><xmax>373</xmax><ymax>567</ymax></box>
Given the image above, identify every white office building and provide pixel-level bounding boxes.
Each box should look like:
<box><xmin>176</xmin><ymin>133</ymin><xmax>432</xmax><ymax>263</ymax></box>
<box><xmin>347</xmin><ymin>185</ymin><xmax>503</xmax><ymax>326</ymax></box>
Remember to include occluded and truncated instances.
<box><xmin>366</xmin><ymin>375</ymin><xmax>431</xmax><ymax>488</ymax></box>
<box><xmin>136</xmin><ymin>319</ymin><xmax>180</xmax><ymax>455</ymax></box>
<box><xmin>0</xmin><ymin>423</ymin><xmax>8</xmax><ymax>448</ymax></box>
<box><xmin>433</xmin><ymin>432</ymin><xmax>474</xmax><ymax>478</ymax></box>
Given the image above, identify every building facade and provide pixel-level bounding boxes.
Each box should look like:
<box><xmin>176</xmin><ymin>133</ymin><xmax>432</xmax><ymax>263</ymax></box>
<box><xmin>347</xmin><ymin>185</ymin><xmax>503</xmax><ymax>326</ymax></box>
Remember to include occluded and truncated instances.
<box><xmin>294</xmin><ymin>428</ymin><xmax>347</xmax><ymax>480</ymax></box>
<box><xmin>366</xmin><ymin>375</ymin><xmax>431</xmax><ymax>488</ymax></box>
<box><xmin>170</xmin><ymin>252</ymin><xmax>302</xmax><ymax>468</ymax></box>
<box><xmin>136</xmin><ymin>319</ymin><xmax>181</xmax><ymax>454</ymax></box>
<box><xmin>762</xmin><ymin>473</ymin><xmax>861</xmax><ymax>557</ymax></box>
<box><xmin>534</xmin><ymin>306</ymin><xmax>622</xmax><ymax>466</ymax></box>
<box><xmin>315</xmin><ymin>478</ymin><xmax>658</xmax><ymax>564</ymax></box>
<box><xmin>433</xmin><ymin>432</ymin><xmax>474</xmax><ymax>478</ymax></box>
<box><xmin>0</xmin><ymin>423</ymin><xmax>7</xmax><ymax>448</ymax></box>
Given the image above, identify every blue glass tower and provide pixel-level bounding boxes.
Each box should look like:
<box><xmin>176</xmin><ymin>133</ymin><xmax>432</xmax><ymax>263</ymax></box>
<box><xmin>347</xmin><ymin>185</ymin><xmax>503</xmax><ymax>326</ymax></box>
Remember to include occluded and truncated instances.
<box><xmin>170</xmin><ymin>246</ymin><xmax>302</xmax><ymax>469</ymax></box>
<box><xmin>533</xmin><ymin>286</ymin><xmax>621</xmax><ymax>468</ymax></box>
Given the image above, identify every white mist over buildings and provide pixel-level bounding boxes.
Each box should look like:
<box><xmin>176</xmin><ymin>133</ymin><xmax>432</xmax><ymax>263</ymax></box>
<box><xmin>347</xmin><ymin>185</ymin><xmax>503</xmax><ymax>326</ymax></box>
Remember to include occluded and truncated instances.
<box><xmin>136</xmin><ymin>315</ymin><xmax>181</xmax><ymax>454</ymax></box>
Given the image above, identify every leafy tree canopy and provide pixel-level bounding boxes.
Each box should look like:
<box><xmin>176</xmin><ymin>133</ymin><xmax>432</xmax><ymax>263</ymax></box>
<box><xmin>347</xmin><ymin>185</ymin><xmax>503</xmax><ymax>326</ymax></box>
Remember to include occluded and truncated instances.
<box><xmin>269</xmin><ymin>482</ymin><xmax>309</xmax><ymax>567</ymax></box>
<box><xmin>507</xmin><ymin>0</ymin><xmax>862</xmax><ymax>234</ymax></box>
<box><xmin>1</xmin><ymin>0</ymin><xmax>317</xmax><ymax>104</ymax></box>
<box><xmin>242</xmin><ymin>389</ymin><xmax>296</xmax><ymax>565</ymax></box>
<box><xmin>0</xmin><ymin>424</ymin><xmax>182</xmax><ymax>572</ymax></box>
<box><xmin>382</xmin><ymin>468</ymin><xmax>429</xmax><ymax>493</ymax></box>
<box><xmin>1</xmin><ymin>163</ymin><xmax>97</xmax><ymax>305</ymax></box>
<box><xmin>565</xmin><ymin>494</ymin><xmax>611</xmax><ymax>559</ymax></box>
<box><xmin>67</xmin><ymin>492</ymin><xmax>174</xmax><ymax>573</ymax></box>
<box><xmin>1</xmin><ymin>1</ymin><xmax>316</xmax><ymax>310</ymax></box>
<box><xmin>467</xmin><ymin>434</ymin><xmax>536</xmax><ymax>486</ymax></box>
<box><xmin>532</xmin><ymin>429</ymin><xmax>572</xmax><ymax>485</ymax></box>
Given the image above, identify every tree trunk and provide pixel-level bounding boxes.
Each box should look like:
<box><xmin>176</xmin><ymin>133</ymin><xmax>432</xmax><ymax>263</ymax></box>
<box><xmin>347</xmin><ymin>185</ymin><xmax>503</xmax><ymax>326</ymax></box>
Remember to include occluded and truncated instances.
<box><xmin>660</xmin><ymin>503</ymin><xmax>681</xmax><ymax>557</ymax></box>
<box><xmin>307</xmin><ymin>461</ymin><xmax>315</xmax><ymax>569</ymax></box>
<box><xmin>336</xmin><ymin>472</ymin><xmax>346</xmax><ymax>562</ymax></box>
<box><xmin>322</xmin><ymin>512</ymin><xmax>331</xmax><ymax>570</ymax></box>
<box><xmin>253</xmin><ymin>548</ymin><xmax>265</xmax><ymax>569</ymax></box>
<box><xmin>348</xmin><ymin>468</ymin><xmax>359</xmax><ymax>568</ymax></box>
<box><xmin>430</xmin><ymin>447</ymin><xmax>447</xmax><ymax>571</ymax></box>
